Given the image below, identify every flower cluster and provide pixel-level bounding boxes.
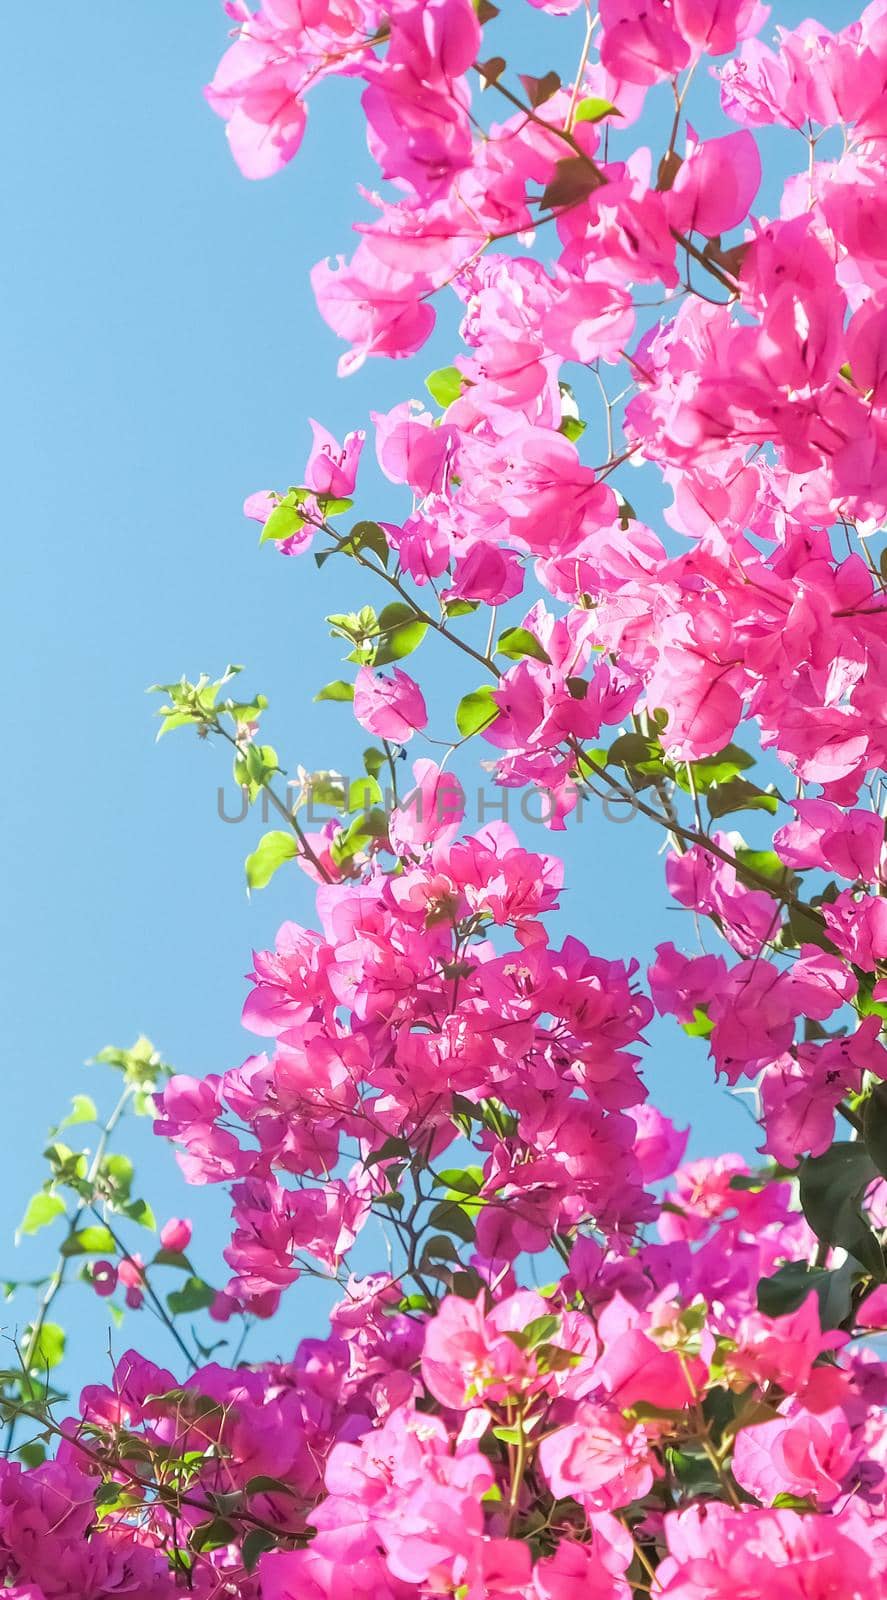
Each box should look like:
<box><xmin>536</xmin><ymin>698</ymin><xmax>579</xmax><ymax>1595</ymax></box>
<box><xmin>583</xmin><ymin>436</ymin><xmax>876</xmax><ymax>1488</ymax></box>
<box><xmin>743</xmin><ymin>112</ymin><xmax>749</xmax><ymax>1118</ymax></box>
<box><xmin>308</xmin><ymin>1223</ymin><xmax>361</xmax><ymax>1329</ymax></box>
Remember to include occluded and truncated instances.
<box><xmin>6</xmin><ymin>1</ymin><xmax>887</xmax><ymax>1596</ymax></box>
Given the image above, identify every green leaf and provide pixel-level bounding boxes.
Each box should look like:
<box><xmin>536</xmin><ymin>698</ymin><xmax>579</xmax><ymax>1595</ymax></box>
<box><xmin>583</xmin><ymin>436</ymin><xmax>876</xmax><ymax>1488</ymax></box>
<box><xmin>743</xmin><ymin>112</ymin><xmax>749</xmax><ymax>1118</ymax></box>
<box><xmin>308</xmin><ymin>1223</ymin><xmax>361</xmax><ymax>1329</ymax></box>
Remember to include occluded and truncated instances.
<box><xmin>330</xmin><ymin>807</ymin><xmax>389</xmax><ymax>869</ymax></box>
<box><xmin>348</xmin><ymin>519</ymin><xmax>390</xmax><ymax>566</ymax></box>
<box><xmin>259</xmin><ymin>496</ymin><xmax>306</xmax><ymax>546</ymax></box>
<box><xmin>425</xmin><ymin>366</ymin><xmax>464</xmax><ymax>408</ymax></box>
<box><xmin>607</xmin><ymin>731</ymin><xmax>667</xmax><ymax>790</ymax></box>
<box><xmin>242</xmin><ymin>1528</ymin><xmax>279</xmax><ymax>1572</ymax></box>
<box><xmin>799</xmin><ymin>1143</ymin><xmax>884</xmax><ymax>1278</ymax></box>
<box><xmin>523</xmin><ymin>1314</ymin><xmax>560</xmax><ymax>1348</ymax></box>
<box><xmin>93</xmin><ymin>1036</ymin><xmax>169</xmax><ymax>1093</ymax></box>
<box><xmin>314</xmin><ymin>680</ymin><xmax>354</xmax><ymax>703</ymax></box>
<box><xmin>316</xmin><ymin>495</ymin><xmax>352</xmax><ymax>518</ymax></box>
<box><xmin>347</xmin><ymin>776</ymin><xmax>383</xmax><ymax>812</ymax></box>
<box><xmin>152</xmin><ymin>1248</ymin><xmax>191</xmax><ymax>1270</ymax></box>
<box><xmin>706</xmin><ymin>779</ymin><xmax>779</xmax><ymax>819</ymax></box>
<box><xmin>26</xmin><ymin>1322</ymin><xmax>65</xmax><ymax>1372</ymax></box>
<box><xmin>122</xmin><ymin>1197</ymin><xmax>156</xmax><ymax>1231</ymax></box>
<box><xmin>456</xmin><ymin>685</ymin><xmax>500</xmax><ymax>738</ymax></box>
<box><xmin>682</xmin><ymin>1006</ymin><xmax>714</xmax><ymax>1039</ymax></box>
<box><xmin>167</xmin><ymin>1277</ymin><xmax>216</xmax><ymax>1316</ymax></box>
<box><xmin>428</xmin><ymin>1200</ymin><xmax>477</xmax><ymax>1243</ymax></box>
<box><xmin>757</xmin><ymin>1259</ymin><xmax>856</xmax><ymax>1329</ymax></box>
<box><xmin>433</xmin><ymin>1167</ymin><xmax>484</xmax><ymax>1195</ymax></box>
<box><xmin>421</xmin><ymin>1234</ymin><xmax>463</xmax><ymax>1265</ymax></box>
<box><xmin>245</xmin><ymin>830</ymin><xmax>298</xmax><ymax>891</ymax></box>
<box><xmin>60</xmin><ymin>1226</ymin><xmax>117</xmax><ymax>1257</ymax></box>
<box><xmin>190</xmin><ymin>1518</ymin><xmax>236</xmax><ymax>1554</ymax></box>
<box><xmin>734</xmin><ymin>848</ymin><xmax>792</xmax><ymax>890</ymax></box>
<box><xmin>18</xmin><ymin>1194</ymin><xmax>66</xmax><ymax>1239</ymax></box>
<box><xmin>574</xmin><ymin>96</ymin><xmax>620</xmax><ymax>123</ymax></box>
<box><xmin>864</xmin><ymin>1081</ymin><xmax>887</xmax><ymax>1179</ymax></box>
<box><xmin>101</xmin><ymin>1153</ymin><xmax>134</xmax><ymax>1199</ymax></box>
<box><xmin>245</xmin><ymin>1476</ymin><xmax>297</xmax><ymax>1498</ymax></box>
<box><xmin>674</xmin><ymin>744</ymin><xmax>755</xmax><ymax>794</ymax></box>
<box><xmin>59</xmin><ymin>1094</ymin><xmax>99</xmax><ymax>1129</ymax></box>
<box><xmin>373</xmin><ymin>603</ymin><xmax>428</xmax><ymax>666</ymax></box>
<box><xmin>496</xmin><ymin>627</ymin><xmax>551</xmax><ymax>664</ymax></box>
<box><xmin>364</xmin><ymin>1136</ymin><xmax>411</xmax><ymax>1169</ymax></box>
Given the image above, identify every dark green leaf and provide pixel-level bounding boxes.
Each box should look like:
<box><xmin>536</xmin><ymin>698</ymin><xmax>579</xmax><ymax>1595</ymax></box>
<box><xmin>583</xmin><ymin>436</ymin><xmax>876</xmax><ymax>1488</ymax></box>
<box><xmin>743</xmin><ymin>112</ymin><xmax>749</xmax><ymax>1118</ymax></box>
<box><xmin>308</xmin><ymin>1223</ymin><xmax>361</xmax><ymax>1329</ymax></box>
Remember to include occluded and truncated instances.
<box><xmin>365</xmin><ymin>1136</ymin><xmax>411</xmax><ymax>1169</ymax></box>
<box><xmin>706</xmin><ymin>779</ymin><xmax>779</xmax><ymax>819</ymax></box>
<box><xmin>190</xmin><ymin>1518</ymin><xmax>236</xmax><ymax>1554</ymax></box>
<box><xmin>799</xmin><ymin>1144</ymin><xmax>884</xmax><ymax>1278</ymax></box>
<box><xmin>428</xmin><ymin>1200</ymin><xmax>477</xmax><ymax>1243</ymax></box>
<box><xmin>167</xmin><ymin>1277</ymin><xmax>216</xmax><ymax>1316</ymax></box>
<box><xmin>757</xmin><ymin>1259</ymin><xmax>856</xmax><ymax>1329</ymax></box>
<box><xmin>242</xmin><ymin>1528</ymin><xmax>279</xmax><ymax>1572</ymax></box>
<box><xmin>864</xmin><ymin>1081</ymin><xmax>887</xmax><ymax>1179</ymax></box>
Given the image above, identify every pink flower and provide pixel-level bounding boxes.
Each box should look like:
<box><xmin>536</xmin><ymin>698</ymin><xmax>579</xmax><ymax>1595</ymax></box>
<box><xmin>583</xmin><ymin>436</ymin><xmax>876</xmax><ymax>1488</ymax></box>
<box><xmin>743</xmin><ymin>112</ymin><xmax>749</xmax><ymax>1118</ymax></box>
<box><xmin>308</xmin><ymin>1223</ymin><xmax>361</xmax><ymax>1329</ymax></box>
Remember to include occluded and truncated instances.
<box><xmin>667</xmin><ymin>129</ymin><xmax>762</xmax><ymax>237</ymax></box>
<box><xmin>159</xmin><ymin>1217</ymin><xmax>192</xmax><ymax>1253</ymax></box>
<box><xmin>304</xmin><ymin>419</ymin><xmax>365</xmax><ymax>499</ymax></box>
<box><xmin>539</xmin><ymin>1402</ymin><xmax>656</xmax><ymax>1511</ymax></box>
<box><xmin>353</xmin><ymin>667</ymin><xmax>428</xmax><ymax>742</ymax></box>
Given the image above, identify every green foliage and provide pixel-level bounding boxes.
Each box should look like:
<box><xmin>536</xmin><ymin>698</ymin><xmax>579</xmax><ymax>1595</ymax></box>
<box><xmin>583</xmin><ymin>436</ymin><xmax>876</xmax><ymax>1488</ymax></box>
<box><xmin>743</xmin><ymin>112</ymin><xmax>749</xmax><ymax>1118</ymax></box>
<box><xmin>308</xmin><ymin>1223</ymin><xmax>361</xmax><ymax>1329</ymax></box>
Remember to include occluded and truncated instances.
<box><xmin>799</xmin><ymin>1143</ymin><xmax>884</xmax><ymax>1278</ymax></box>
<box><xmin>574</xmin><ymin>96</ymin><xmax>621</xmax><ymax>123</ymax></box>
<box><xmin>167</xmin><ymin>1277</ymin><xmax>216</xmax><ymax>1316</ymax></box>
<box><xmin>425</xmin><ymin>366</ymin><xmax>465</xmax><ymax>407</ymax></box>
<box><xmin>27</xmin><ymin>1322</ymin><xmax>65</xmax><ymax>1371</ymax></box>
<box><xmin>373</xmin><ymin>602</ymin><xmax>428</xmax><ymax>666</ymax></box>
<box><xmin>864</xmin><ymin>1080</ymin><xmax>887</xmax><ymax>1178</ymax></box>
<box><xmin>314</xmin><ymin>679</ymin><xmax>354</xmax><ymax>703</ymax></box>
<box><xmin>17</xmin><ymin>1194</ymin><xmax>66</xmax><ymax>1240</ymax></box>
<box><xmin>456</xmin><ymin>685</ymin><xmax>500</xmax><ymax>738</ymax></box>
<box><xmin>496</xmin><ymin>626</ymin><xmax>551</xmax><ymax>663</ymax></box>
<box><xmin>245</xmin><ymin>830</ymin><xmax>298</xmax><ymax>890</ymax></box>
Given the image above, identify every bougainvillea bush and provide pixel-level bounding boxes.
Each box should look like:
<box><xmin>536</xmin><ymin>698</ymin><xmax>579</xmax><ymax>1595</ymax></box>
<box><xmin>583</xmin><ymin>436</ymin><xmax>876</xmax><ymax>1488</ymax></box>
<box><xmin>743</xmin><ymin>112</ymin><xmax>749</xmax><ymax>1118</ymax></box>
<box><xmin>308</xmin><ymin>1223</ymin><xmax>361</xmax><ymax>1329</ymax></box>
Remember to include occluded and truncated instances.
<box><xmin>7</xmin><ymin>0</ymin><xmax>887</xmax><ymax>1593</ymax></box>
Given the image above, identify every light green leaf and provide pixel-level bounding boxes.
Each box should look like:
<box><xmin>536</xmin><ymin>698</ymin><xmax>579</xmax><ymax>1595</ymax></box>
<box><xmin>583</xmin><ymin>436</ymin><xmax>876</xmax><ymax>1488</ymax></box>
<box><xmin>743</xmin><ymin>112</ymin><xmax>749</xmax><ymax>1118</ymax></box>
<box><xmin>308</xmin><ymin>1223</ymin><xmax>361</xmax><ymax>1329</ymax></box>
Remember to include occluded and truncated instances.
<box><xmin>245</xmin><ymin>830</ymin><xmax>298</xmax><ymax>891</ymax></box>
<box><xmin>496</xmin><ymin>626</ymin><xmax>551</xmax><ymax>663</ymax></box>
<box><xmin>456</xmin><ymin>685</ymin><xmax>500</xmax><ymax>738</ymax></box>
<box><xmin>314</xmin><ymin>680</ymin><xmax>354</xmax><ymax>703</ymax></box>
<box><xmin>26</xmin><ymin>1322</ymin><xmax>65</xmax><ymax>1372</ymax></box>
<box><xmin>59</xmin><ymin>1094</ymin><xmax>99</xmax><ymax>1129</ymax></box>
<box><xmin>425</xmin><ymin>366</ymin><xmax>465</xmax><ymax>408</ymax></box>
<box><xmin>574</xmin><ymin>96</ymin><xmax>620</xmax><ymax>123</ymax></box>
<box><xmin>259</xmin><ymin>497</ymin><xmax>306</xmax><ymax>545</ymax></box>
<box><xmin>18</xmin><ymin>1193</ymin><xmax>66</xmax><ymax>1239</ymax></box>
<box><xmin>60</xmin><ymin>1226</ymin><xmax>117</xmax><ymax>1257</ymax></box>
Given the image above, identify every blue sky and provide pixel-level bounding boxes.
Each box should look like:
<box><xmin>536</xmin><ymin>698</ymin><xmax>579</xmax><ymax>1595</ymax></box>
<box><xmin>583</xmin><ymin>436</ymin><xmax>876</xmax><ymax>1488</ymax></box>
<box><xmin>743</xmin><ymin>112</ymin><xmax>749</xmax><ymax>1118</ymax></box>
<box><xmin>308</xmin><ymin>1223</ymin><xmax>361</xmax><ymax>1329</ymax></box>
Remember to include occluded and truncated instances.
<box><xmin>3</xmin><ymin>1</ymin><xmax>820</xmax><ymax>1395</ymax></box>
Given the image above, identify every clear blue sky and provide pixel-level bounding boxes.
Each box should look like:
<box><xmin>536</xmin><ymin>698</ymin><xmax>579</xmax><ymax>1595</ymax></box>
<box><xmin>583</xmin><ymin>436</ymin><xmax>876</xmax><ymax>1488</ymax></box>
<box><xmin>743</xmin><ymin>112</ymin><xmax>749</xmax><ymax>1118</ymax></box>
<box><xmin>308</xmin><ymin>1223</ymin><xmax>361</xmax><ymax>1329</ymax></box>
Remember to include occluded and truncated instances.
<box><xmin>2</xmin><ymin>1</ymin><xmax>819</xmax><ymax>1394</ymax></box>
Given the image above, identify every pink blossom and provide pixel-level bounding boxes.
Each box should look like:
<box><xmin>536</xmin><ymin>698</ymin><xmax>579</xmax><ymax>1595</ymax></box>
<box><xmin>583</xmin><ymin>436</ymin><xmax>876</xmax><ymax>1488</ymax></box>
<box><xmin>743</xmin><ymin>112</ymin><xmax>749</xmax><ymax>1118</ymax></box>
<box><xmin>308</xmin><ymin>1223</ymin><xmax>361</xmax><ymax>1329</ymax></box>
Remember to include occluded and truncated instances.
<box><xmin>353</xmin><ymin>667</ymin><xmax>428</xmax><ymax>742</ymax></box>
